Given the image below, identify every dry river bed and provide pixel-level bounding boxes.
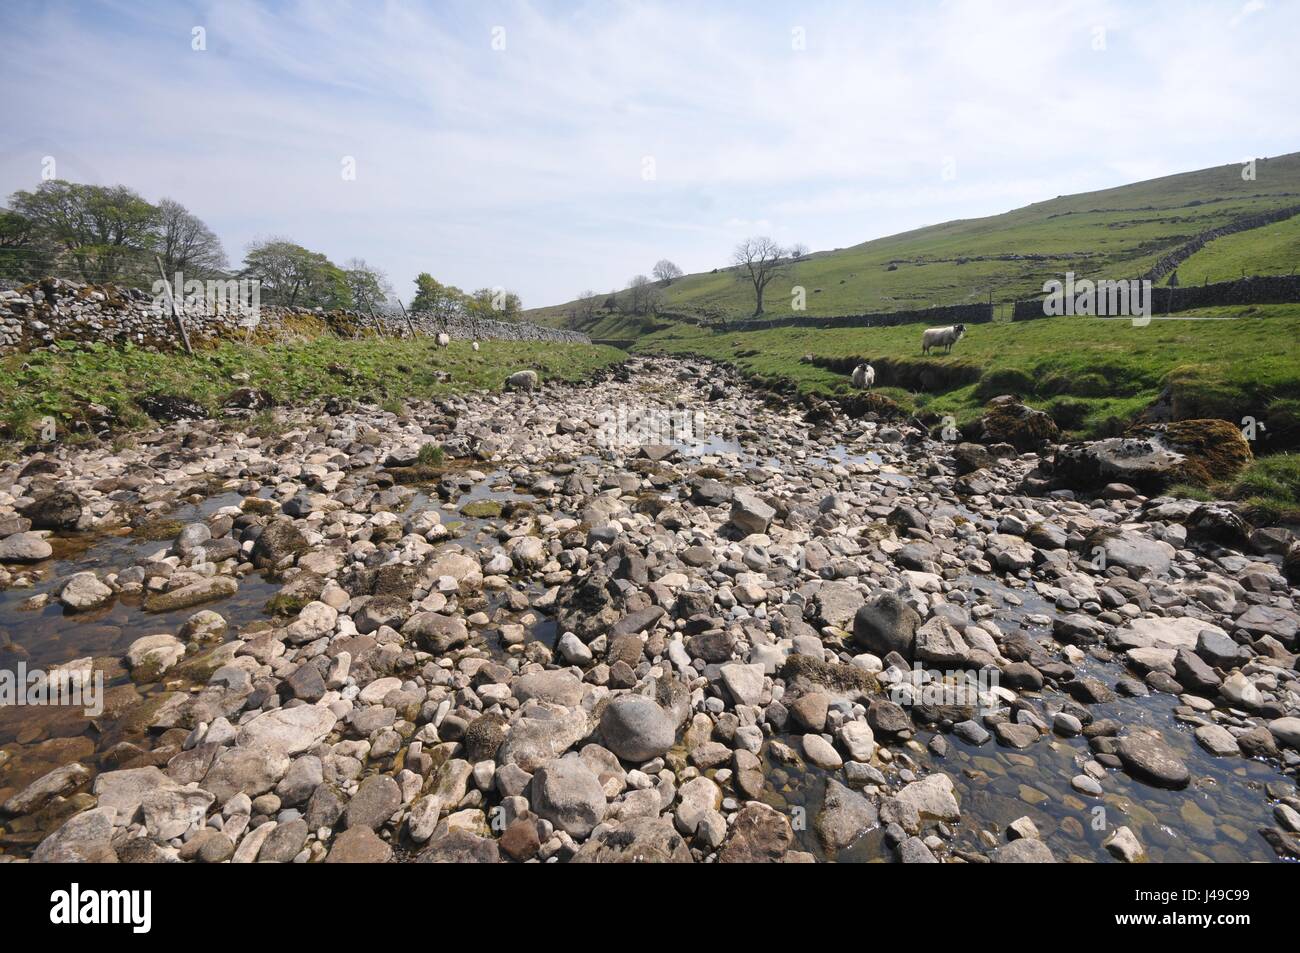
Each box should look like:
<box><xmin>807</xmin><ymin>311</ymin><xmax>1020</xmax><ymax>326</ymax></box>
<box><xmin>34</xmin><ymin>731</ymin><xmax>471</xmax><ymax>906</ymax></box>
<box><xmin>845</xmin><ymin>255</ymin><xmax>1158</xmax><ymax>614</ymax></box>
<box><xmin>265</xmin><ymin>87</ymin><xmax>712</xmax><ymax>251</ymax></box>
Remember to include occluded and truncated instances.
<box><xmin>0</xmin><ymin>356</ymin><xmax>1298</xmax><ymax>864</ymax></box>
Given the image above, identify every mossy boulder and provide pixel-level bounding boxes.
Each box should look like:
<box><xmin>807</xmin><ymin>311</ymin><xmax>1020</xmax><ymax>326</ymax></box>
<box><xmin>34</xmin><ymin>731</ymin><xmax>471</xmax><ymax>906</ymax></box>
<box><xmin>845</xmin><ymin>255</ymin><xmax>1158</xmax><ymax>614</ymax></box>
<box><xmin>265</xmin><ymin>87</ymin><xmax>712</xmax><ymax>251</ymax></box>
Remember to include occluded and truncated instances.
<box><xmin>973</xmin><ymin>397</ymin><xmax>1060</xmax><ymax>452</ymax></box>
<box><xmin>839</xmin><ymin>391</ymin><xmax>905</xmax><ymax>420</ymax></box>
<box><xmin>1053</xmin><ymin>418</ymin><xmax>1252</xmax><ymax>494</ymax></box>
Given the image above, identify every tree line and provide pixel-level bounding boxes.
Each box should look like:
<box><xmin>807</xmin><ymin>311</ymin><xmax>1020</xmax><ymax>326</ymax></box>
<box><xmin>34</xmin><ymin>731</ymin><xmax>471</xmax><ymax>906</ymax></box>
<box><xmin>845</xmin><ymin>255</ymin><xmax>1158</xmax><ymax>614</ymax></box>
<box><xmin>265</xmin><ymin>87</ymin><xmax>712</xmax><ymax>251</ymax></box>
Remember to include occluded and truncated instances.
<box><xmin>0</xmin><ymin>179</ymin><xmax>522</xmax><ymax>318</ymax></box>
<box><xmin>565</xmin><ymin>240</ymin><xmax>809</xmax><ymax>326</ymax></box>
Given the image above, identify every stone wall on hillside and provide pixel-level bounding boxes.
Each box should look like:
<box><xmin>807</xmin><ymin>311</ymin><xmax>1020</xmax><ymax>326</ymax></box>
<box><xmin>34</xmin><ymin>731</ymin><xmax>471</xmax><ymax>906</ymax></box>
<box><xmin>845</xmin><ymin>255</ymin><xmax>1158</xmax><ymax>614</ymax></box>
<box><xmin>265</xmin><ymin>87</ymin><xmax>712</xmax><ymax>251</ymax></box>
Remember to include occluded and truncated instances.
<box><xmin>1141</xmin><ymin>204</ymin><xmax>1300</xmax><ymax>283</ymax></box>
<box><xmin>0</xmin><ymin>278</ymin><xmax>590</xmax><ymax>353</ymax></box>
<box><xmin>723</xmin><ymin>302</ymin><xmax>993</xmax><ymax>333</ymax></box>
<box><xmin>1011</xmin><ymin>273</ymin><xmax>1300</xmax><ymax>321</ymax></box>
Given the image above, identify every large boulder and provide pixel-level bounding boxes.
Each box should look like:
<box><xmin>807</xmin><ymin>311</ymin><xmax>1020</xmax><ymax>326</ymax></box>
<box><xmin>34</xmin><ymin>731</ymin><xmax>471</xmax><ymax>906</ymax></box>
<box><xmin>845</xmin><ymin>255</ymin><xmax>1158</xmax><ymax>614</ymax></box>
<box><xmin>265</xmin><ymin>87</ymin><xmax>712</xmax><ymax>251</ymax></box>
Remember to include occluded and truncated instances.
<box><xmin>852</xmin><ymin>592</ymin><xmax>920</xmax><ymax>659</ymax></box>
<box><xmin>250</xmin><ymin>520</ymin><xmax>309</xmax><ymax>568</ymax></box>
<box><xmin>975</xmin><ymin>397</ymin><xmax>1059</xmax><ymax>452</ymax></box>
<box><xmin>21</xmin><ymin>489</ymin><xmax>85</xmax><ymax>531</ymax></box>
<box><xmin>599</xmin><ymin>695</ymin><xmax>677</xmax><ymax>762</ymax></box>
<box><xmin>1053</xmin><ymin>419</ymin><xmax>1251</xmax><ymax>494</ymax></box>
<box><xmin>530</xmin><ymin>755</ymin><xmax>607</xmax><ymax>838</ymax></box>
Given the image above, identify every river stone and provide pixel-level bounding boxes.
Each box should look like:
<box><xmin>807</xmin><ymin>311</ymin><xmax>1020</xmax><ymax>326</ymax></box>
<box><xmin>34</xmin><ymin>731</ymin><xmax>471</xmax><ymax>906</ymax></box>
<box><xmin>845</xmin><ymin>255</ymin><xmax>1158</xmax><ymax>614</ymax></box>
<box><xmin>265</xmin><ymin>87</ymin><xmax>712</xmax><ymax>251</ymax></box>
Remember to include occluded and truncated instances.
<box><xmin>816</xmin><ymin>780</ymin><xmax>878</xmax><ymax>852</ymax></box>
<box><xmin>0</xmin><ymin>531</ymin><xmax>52</xmax><ymax>563</ymax></box>
<box><xmin>802</xmin><ymin>733</ymin><xmax>844</xmax><ymax>770</ymax></box>
<box><xmin>599</xmin><ymin>695</ymin><xmax>676</xmax><ymax>762</ymax></box>
<box><xmin>258</xmin><ymin>817</ymin><xmax>308</xmax><ymax>863</ymax></box>
<box><xmin>730</xmin><ymin>489</ymin><xmax>775</xmax><ymax>534</ymax></box>
<box><xmin>572</xmin><ymin>815</ymin><xmax>693</xmax><ymax>863</ymax></box>
<box><xmin>125</xmin><ymin>633</ymin><xmax>186</xmax><ymax>679</ymax></box>
<box><xmin>512</xmin><ymin>669</ymin><xmax>586</xmax><ymax>707</ymax></box>
<box><xmin>144</xmin><ymin>576</ymin><xmax>238</xmax><ymax>613</ymax></box>
<box><xmin>993</xmin><ymin>838</ymin><xmax>1057</xmax><ymax>863</ymax></box>
<box><xmin>59</xmin><ymin>571</ymin><xmax>114</xmax><ymax>612</ymax></box>
<box><xmin>345</xmin><ymin>774</ymin><xmax>402</xmax><ymax>830</ymax></box>
<box><xmin>21</xmin><ymin>489</ymin><xmax>84</xmax><ymax>531</ymax></box>
<box><xmin>236</xmin><ymin>704</ymin><xmax>337</xmax><ymax>755</ymax></box>
<box><xmin>251</xmin><ymin>519</ymin><xmax>309</xmax><ymax>568</ymax></box>
<box><xmin>203</xmin><ymin>747</ymin><xmax>291</xmax><ymax>804</ymax></box>
<box><xmin>719</xmin><ymin>662</ymin><xmax>766</xmax><ymax>706</ymax></box>
<box><xmin>853</xmin><ymin>592</ymin><xmax>920</xmax><ymax>658</ymax></box>
<box><xmin>1194</xmin><ymin>723</ymin><xmax>1239</xmax><ymax>757</ymax></box>
<box><xmin>1117</xmin><ymin>732</ymin><xmax>1190</xmax><ymax>789</ymax></box>
<box><xmin>718</xmin><ymin>802</ymin><xmax>793</xmax><ymax>863</ymax></box>
<box><xmin>32</xmin><ymin>807</ymin><xmax>117</xmax><ymax>863</ymax></box>
<box><xmin>530</xmin><ymin>755</ymin><xmax>607</xmax><ymax>839</ymax></box>
<box><xmin>402</xmin><ymin>611</ymin><xmax>470</xmax><ymax>653</ymax></box>
<box><xmin>326</xmin><ymin>826</ymin><xmax>392</xmax><ymax>863</ymax></box>
<box><xmin>1268</xmin><ymin>717</ymin><xmax>1300</xmax><ymax>750</ymax></box>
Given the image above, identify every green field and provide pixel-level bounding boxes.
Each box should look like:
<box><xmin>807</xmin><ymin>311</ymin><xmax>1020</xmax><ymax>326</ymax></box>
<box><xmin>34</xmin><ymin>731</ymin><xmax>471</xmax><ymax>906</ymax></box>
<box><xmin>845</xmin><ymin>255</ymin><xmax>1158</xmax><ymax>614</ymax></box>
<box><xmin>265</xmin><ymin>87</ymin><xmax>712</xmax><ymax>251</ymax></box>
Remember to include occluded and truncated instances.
<box><xmin>638</xmin><ymin>304</ymin><xmax>1300</xmax><ymax>442</ymax></box>
<box><xmin>531</xmin><ymin>153</ymin><xmax>1300</xmax><ymax>327</ymax></box>
<box><xmin>0</xmin><ymin>337</ymin><xmax>626</xmax><ymax>444</ymax></box>
<box><xmin>1162</xmin><ymin>213</ymin><xmax>1300</xmax><ymax>286</ymax></box>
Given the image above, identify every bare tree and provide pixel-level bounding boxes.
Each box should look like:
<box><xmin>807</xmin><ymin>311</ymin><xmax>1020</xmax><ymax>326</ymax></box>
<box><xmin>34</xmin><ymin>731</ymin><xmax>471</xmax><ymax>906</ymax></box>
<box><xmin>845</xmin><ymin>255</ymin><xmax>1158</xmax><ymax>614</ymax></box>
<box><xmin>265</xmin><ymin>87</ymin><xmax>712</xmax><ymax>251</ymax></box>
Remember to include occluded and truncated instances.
<box><xmin>652</xmin><ymin>258</ymin><xmax>683</xmax><ymax>285</ymax></box>
<box><xmin>156</xmin><ymin>198</ymin><xmax>228</xmax><ymax>277</ymax></box>
<box><xmin>731</xmin><ymin>236</ymin><xmax>788</xmax><ymax>316</ymax></box>
<box><xmin>789</xmin><ymin>242</ymin><xmax>809</xmax><ymax>261</ymax></box>
<box><xmin>626</xmin><ymin>274</ymin><xmax>653</xmax><ymax>314</ymax></box>
<box><xmin>577</xmin><ymin>289</ymin><xmax>599</xmax><ymax>322</ymax></box>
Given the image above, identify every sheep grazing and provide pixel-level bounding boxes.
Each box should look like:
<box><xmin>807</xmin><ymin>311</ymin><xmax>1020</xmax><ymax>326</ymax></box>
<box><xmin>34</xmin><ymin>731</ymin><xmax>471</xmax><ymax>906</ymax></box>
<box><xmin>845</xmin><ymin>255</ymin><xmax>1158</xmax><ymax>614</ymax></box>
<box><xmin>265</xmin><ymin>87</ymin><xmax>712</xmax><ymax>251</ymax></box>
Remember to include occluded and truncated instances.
<box><xmin>506</xmin><ymin>369</ymin><xmax>539</xmax><ymax>392</ymax></box>
<box><xmin>921</xmin><ymin>323</ymin><xmax>966</xmax><ymax>355</ymax></box>
<box><xmin>471</xmin><ymin>341</ymin><xmax>480</xmax><ymax>352</ymax></box>
<box><xmin>435</xmin><ymin>332</ymin><xmax>450</xmax><ymax>348</ymax></box>
<box><xmin>851</xmin><ymin>363</ymin><xmax>875</xmax><ymax>389</ymax></box>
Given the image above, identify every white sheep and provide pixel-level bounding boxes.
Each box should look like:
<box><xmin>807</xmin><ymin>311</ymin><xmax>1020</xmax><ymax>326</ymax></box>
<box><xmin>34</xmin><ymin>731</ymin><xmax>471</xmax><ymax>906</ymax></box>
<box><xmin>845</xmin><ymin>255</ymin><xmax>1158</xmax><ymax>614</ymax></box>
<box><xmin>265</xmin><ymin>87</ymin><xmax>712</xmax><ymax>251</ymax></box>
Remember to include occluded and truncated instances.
<box><xmin>471</xmin><ymin>341</ymin><xmax>480</xmax><ymax>352</ymax></box>
<box><xmin>435</xmin><ymin>332</ymin><xmax>450</xmax><ymax>347</ymax></box>
<box><xmin>851</xmin><ymin>363</ymin><xmax>875</xmax><ymax>389</ymax></box>
<box><xmin>921</xmin><ymin>323</ymin><xmax>966</xmax><ymax>355</ymax></box>
<box><xmin>506</xmin><ymin>369</ymin><xmax>539</xmax><ymax>392</ymax></box>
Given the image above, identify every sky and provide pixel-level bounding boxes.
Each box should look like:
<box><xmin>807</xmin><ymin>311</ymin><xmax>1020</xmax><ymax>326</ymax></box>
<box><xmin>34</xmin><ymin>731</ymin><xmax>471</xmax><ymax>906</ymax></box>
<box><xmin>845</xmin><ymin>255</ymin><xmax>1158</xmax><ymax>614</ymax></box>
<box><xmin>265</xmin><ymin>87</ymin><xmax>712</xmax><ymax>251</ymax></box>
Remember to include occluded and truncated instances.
<box><xmin>0</xmin><ymin>0</ymin><xmax>1296</xmax><ymax>308</ymax></box>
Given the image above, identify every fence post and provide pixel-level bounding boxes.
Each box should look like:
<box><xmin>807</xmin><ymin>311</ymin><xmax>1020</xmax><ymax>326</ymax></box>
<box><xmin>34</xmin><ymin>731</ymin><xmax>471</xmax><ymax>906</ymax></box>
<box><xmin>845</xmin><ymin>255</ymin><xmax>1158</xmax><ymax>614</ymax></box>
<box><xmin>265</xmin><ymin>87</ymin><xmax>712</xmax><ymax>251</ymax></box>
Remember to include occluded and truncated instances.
<box><xmin>396</xmin><ymin>298</ymin><xmax>417</xmax><ymax>338</ymax></box>
<box><xmin>154</xmin><ymin>255</ymin><xmax>192</xmax><ymax>354</ymax></box>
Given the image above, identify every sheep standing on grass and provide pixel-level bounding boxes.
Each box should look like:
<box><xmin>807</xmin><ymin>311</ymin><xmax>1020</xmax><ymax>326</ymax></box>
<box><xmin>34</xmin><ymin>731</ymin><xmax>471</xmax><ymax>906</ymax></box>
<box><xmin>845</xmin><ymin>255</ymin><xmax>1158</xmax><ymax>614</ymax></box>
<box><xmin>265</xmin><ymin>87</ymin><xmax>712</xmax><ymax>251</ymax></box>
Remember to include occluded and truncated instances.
<box><xmin>921</xmin><ymin>323</ymin><xmax>966</xmax><ymax>355</ymax></box>
<box><xmin>851</xmin><ymin>363</ymin><xmax>875</xmax><ymax>389</ymax></box>
<box><xmin>471</xmin><ymin>341</ymin><xmax>480</xmax><ymax>352</ymax></box>
<box><xmin>435</xmin><ymin>332</ymin><xmax>450</xmax><ymax>347</ymax></box>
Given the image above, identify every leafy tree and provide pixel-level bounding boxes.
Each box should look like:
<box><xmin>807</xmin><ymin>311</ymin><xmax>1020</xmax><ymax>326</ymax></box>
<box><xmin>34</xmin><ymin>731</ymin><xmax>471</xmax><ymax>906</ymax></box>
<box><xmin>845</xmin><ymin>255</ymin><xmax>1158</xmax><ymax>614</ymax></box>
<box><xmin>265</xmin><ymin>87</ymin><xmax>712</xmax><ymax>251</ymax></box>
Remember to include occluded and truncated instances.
<box><xmin>410</xmin><ymin>273</ymin><xmax>468</xmax><ymax>318</ymax></box>
<box><xmin>343</xmin><ymin>258</ymin><xmax>392</xmax><ymax>311</ymax></box>
<box><xmin>0</xmin><ymin>208</ymin><xmax>55</xmax><ymax>281</ymax></box>
<box><xmin>8</xmin><ymin>180</ymin><xmax>159</xmax><ymax>284</ymax></box>
<box><xmin>242</xmin><ymin>238</ymin><xmax>348</xmax><ymax>308</ymax></box>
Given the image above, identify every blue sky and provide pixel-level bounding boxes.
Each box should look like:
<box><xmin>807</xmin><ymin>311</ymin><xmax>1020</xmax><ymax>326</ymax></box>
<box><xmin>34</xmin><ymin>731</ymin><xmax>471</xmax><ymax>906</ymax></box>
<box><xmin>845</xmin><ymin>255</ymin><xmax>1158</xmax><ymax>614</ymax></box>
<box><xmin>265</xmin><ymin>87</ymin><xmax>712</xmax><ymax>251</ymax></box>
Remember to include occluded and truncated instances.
<box><xmin>0</xmin><ymin>0</ymin><xmax>1296</xmax><ymax>307</ymax></box>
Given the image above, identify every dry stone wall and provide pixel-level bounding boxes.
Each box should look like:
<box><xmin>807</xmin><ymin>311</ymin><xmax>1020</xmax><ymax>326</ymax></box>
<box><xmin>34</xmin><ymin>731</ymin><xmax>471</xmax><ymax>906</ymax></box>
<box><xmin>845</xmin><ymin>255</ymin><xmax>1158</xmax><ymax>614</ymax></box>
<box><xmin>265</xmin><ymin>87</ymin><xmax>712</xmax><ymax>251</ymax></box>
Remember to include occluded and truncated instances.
<box><xmin>0</xmin><ymin>278</ymin><xmax>589</xmax><ymax>353</ymax></box>
<box><xmin>724</xmin><ymin>301</ymin><xmax>992</xmax><ymax>333</ymax></box>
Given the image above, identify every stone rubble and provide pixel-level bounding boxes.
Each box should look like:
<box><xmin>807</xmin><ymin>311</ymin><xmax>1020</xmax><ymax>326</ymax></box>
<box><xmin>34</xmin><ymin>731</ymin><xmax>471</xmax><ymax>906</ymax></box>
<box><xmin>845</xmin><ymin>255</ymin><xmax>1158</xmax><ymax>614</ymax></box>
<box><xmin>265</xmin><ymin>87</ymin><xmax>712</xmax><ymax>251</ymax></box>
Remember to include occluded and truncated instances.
<box><xmin>0</xmin><ymin>355</ymin><xmax>1297</xmax><ymax>864</ymax></box>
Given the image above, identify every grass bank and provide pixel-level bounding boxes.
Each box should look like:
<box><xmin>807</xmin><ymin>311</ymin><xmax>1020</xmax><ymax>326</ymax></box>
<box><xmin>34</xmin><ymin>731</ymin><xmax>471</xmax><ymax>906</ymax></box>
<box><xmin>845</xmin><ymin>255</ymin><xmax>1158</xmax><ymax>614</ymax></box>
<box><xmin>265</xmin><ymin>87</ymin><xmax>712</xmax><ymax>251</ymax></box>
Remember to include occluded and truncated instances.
<box><xmin>0</xmin><ymin>337</ymin><xmax>626</xmax><ymax>444</ymax></box>
<box><xmin>639</xmin><ymin>305</ymin><xmax>1300</xmax><ymax>443</ymax></box>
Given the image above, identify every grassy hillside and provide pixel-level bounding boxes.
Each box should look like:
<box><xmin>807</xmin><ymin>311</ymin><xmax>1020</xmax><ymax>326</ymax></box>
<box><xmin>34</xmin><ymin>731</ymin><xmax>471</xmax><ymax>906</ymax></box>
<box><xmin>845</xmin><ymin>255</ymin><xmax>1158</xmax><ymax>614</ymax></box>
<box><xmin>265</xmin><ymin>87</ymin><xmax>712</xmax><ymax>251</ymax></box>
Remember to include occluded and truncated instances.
<box><xmin>532</xmin><ymin>152</ymin><xmax>1300</xmax><ymax>326</ymax></box>
<box><xmin>638</xmin><ymin>304</ymin><xmax>1300</xmax><ymax>445</ymax></box>
<box><xmin>1162</xmin><ymin>213</ymin><xmax>1300</xmax><ymax>286</ymax></box>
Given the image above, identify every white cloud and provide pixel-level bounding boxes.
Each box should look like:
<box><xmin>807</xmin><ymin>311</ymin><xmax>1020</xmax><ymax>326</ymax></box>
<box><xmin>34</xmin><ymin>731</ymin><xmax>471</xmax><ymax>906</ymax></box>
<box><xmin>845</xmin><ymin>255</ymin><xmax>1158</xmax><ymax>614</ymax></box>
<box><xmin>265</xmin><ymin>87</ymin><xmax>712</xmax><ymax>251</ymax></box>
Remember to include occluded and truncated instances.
<box><xmin>0</xmin><ymin>0</ymin><xmax>1295</xmax><ymax>305</ymax></box>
